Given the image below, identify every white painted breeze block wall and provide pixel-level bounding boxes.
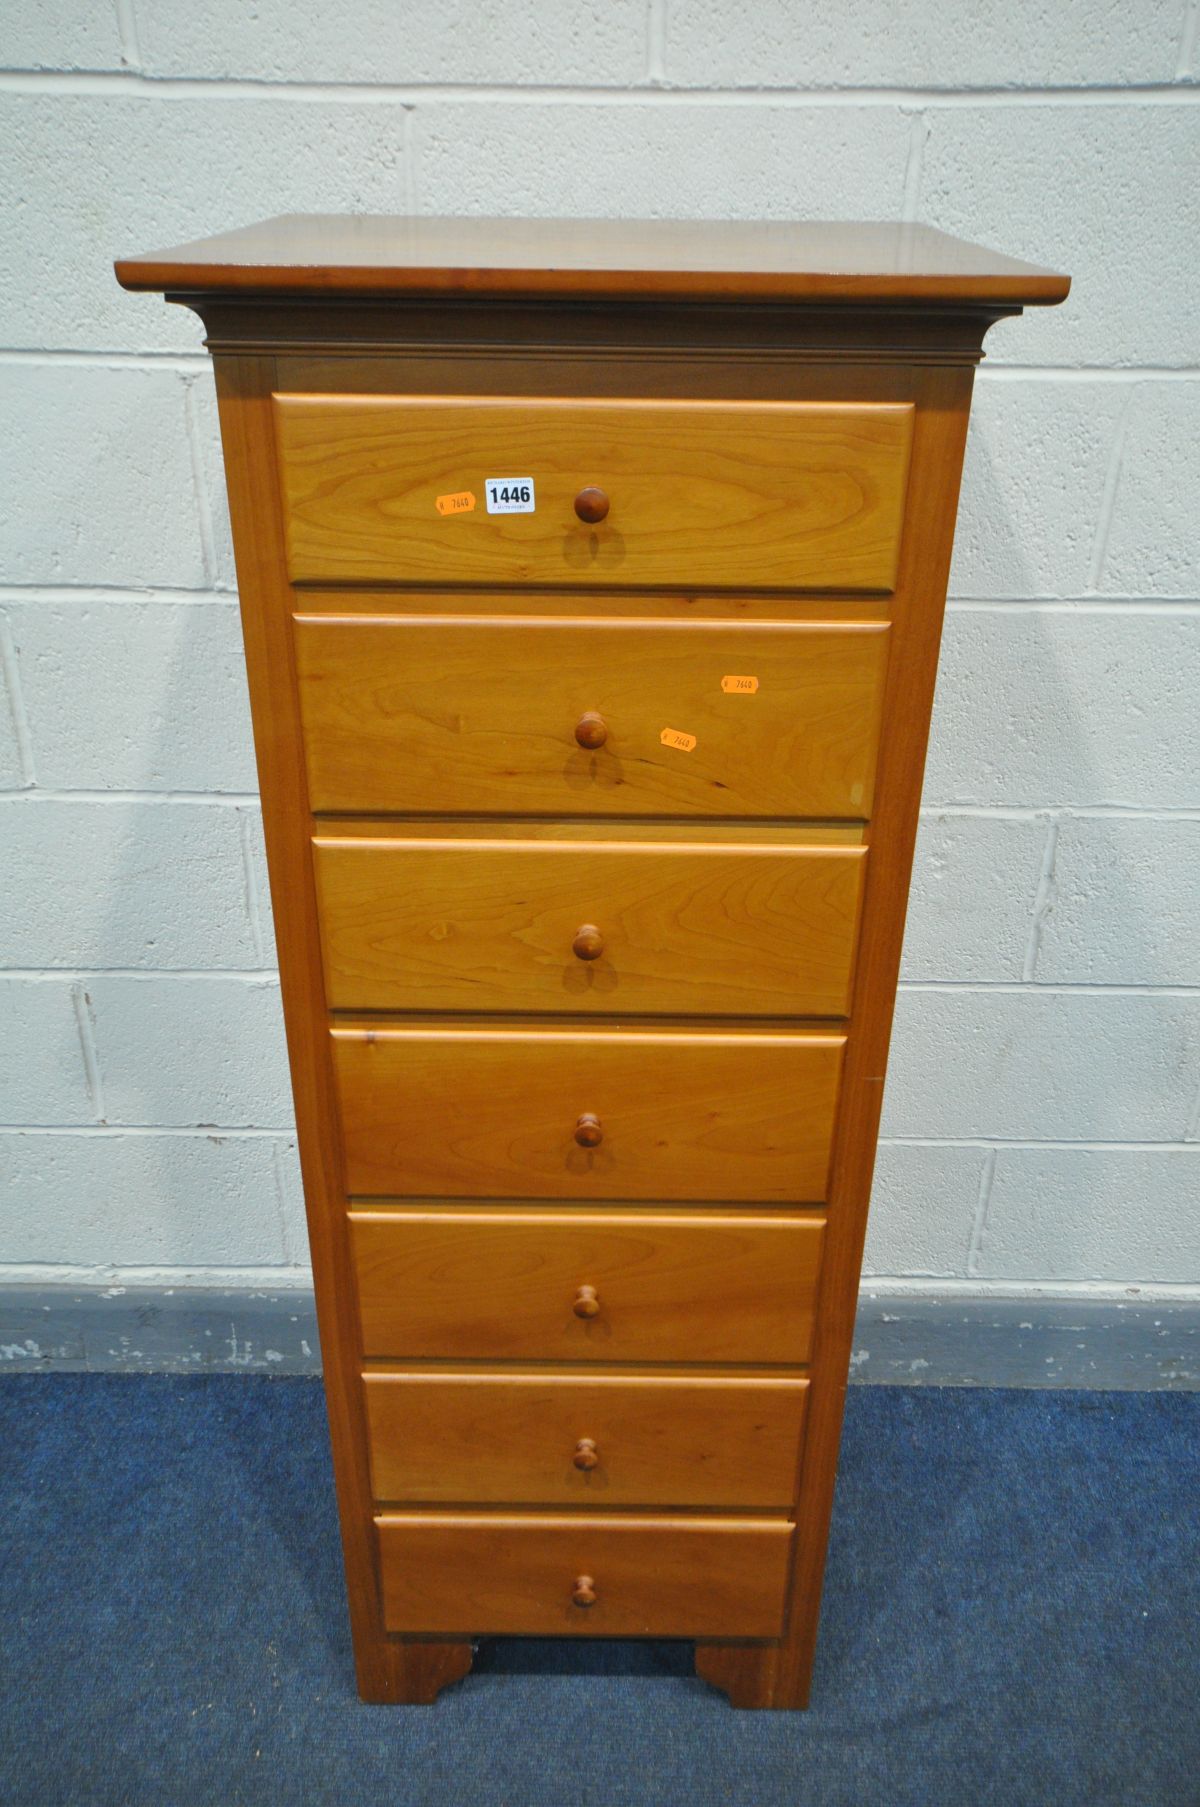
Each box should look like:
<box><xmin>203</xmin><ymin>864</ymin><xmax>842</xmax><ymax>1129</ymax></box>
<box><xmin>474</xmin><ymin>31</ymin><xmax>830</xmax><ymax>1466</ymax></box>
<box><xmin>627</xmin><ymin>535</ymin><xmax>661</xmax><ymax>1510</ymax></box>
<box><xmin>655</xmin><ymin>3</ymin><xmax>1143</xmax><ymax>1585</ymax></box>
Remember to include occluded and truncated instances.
<box><xmin>2</xmin><ymin>3</ymin><xmax>1198</xmax><ymax>1323</ymax></box>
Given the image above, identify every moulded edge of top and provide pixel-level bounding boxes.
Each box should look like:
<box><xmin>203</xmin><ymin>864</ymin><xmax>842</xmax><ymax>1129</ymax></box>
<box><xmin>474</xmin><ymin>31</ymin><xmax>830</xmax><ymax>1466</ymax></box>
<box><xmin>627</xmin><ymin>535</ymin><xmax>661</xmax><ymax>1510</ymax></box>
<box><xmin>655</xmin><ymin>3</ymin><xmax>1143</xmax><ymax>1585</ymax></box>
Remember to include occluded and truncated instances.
<box><xmin>113</xmin><ymin>215</ymin><xmax>1071</xmax><ymax>310</ymax></box>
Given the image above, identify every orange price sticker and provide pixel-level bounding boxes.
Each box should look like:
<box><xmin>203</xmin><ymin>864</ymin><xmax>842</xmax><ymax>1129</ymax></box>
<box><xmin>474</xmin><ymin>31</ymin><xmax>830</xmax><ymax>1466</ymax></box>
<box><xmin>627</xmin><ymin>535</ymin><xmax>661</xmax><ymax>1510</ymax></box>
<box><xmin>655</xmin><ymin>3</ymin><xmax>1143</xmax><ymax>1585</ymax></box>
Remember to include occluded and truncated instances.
<box><xmin>721</xmin><ymin>674</ymin><xmax>759</xmax><ymax>694</ymax></box>
<box><xmin>436</xmin><ymin>490</ymin><xmax>476</xmax><ymax>516</ymax></box>
<box><xmin>660</xmin><ymin>727</ymin><xmax>697</xmax><ymax>753</ymax></box>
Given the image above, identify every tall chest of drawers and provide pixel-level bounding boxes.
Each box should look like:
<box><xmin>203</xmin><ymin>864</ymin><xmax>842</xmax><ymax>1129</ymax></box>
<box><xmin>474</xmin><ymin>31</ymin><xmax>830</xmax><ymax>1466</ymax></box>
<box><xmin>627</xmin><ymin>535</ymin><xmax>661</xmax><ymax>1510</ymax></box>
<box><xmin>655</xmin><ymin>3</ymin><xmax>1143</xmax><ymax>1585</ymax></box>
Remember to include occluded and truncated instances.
<box><xmin>117</xmin><ymin>217</ymin><xmax>1068</xmax><ymax>1709</ymax></box>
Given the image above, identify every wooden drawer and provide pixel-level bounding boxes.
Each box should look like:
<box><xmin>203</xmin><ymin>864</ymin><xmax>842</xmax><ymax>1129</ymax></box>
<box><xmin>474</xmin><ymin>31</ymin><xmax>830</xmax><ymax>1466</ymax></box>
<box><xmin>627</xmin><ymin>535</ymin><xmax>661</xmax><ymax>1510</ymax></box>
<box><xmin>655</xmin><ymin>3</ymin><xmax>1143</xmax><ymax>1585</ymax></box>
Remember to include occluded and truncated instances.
<box><xmin>274</xmin><ymin>394</ymin><xmax>913</xmax><ymax>591</ymax></box>
<box><xmin>352</xmin><ymin>1209</ymin><xmax>823</xmax><ymax>1363</ymax></box>
<box><xmin>294</xmin><ymin>615</ymin><xmax>889</xmax><ymax>820</ymax></box>
<box><xmin>364</xmin><ymin>1372</ymin><xmax>809</xmax><ymax>1508</ymax></box>
<box><xmin>333</xmin><ymin>1026</ymin><xmax>843</xmax><ymax>1201</ymax></box>
<box><xmin>314</xmin><ymin>834</ymin><xmax>866</xmax><ymax>1017</ymax></box>
<box><xmin>377</xmin><ymin>1513</ymin><xmax>793</xmax><ymax>1638</ymax></box>
<box><xmin>376</xmin><ymin>1513</ymin><xmax>793</xmax><ymax>1638</ymax></box>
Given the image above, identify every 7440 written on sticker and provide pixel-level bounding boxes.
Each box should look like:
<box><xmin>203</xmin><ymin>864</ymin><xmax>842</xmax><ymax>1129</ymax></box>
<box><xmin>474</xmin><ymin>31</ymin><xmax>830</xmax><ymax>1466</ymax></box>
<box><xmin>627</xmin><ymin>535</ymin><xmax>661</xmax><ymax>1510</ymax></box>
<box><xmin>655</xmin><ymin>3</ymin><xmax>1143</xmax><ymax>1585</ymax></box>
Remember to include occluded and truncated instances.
<box><xmin>485</xmin><ymin>478</ymin><xmax>536</xmax><ymax>514</ymax></box>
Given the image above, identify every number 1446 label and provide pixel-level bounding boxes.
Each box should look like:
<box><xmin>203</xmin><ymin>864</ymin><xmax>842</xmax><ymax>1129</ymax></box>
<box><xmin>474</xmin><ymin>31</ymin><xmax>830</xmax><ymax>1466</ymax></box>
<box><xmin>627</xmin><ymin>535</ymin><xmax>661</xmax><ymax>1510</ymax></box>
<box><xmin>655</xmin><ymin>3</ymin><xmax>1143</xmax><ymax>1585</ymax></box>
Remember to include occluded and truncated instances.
<box><xmin>485</xmin><ymin>478</ymin><xmax>536</xmax><ymax>514</ymax></box>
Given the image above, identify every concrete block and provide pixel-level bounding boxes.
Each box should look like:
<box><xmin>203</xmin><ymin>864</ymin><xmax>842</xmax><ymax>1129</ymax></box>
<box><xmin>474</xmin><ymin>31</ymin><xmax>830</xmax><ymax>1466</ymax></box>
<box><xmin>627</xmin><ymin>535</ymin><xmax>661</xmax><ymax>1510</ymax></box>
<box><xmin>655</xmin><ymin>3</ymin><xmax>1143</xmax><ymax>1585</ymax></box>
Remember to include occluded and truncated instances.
<box><xmin>950</xmin><ymin>379</ymin><xmax>1126</xmax><ymax>598</ymax></box>
<box><xmin>0</xmin><ymin>95</ymin><xmax>407</xmax><ymax>353</ymax></box>
<box><xmin>925</xmin><ymin>609</ymin><xmax>1200</xmax><ymax>810</ymax></box>
<box><xmin>902</xmin><ymin>814</ymin><xmax>1047</xmax><ymax>982</ymax></box>
<box><xmin>272</xmin><ymin>1136</ymin><xmax>309</xmax><ymax>1264</ymax></box>
<box><xmin>136</xmin><ymin>0</ymin><xmax>647</xmax><ymax>84</ymax></box>
<box><xmin>3</xmin><ymin>0</ymin><xmax>125</xmax><ymax>70</ymax></box>
<box><xmin>979</xmin><ymin>1148</ymin><xmax>1200</xmax><ymax>1283</ymax></box>
<box><xmin>239</xmin><ymin>807</ymin><xmax>279</xmax><ymax>967</ymax></box>
<box><xmin>1102</xmin><ymin>383</ymin><xmax>1200</xmax><ymax>596</ymax></box>
<box><xmin>665</xmin><ymin>0</ymin><xmax>1181</xmax><ymax>91</ymax></box>
<box><xmin>0</xmin><ymin>1130</ymin><xmax>294</xmax><ymax>1266</ymax></box>
<box><xmin>11</xmin><ymin>600</ymin><xmax>256</xmax><ymax>792</ymax></box>
<box><xmin>884</xmin><ymin>991</ymin><xmax>1200</xmax><ymax>1141</ymax></box>
<box><xmin>0</xmin><ymin>801</ymin><xmax>261</xmax><ymax>969</ymax></box>
<box><xmin>0</xmin><ymin>716</ymin><xmax>21</xmax><ymax>788</ymax></box>
<box><xmin>921</xmin><ymin>104</ymin><xmax>1199</xmax><ymax>367</ymax></box>
<box><xmin>416</xmin><ymin>103</ymin><xmax>909</xmax><ymax>221</ymax></box>
<box><xmin>863</xmin><ymin>1142</ymin><xmax>989</xmax><ymax>1278</ymax></box>
<box><xmin>0</xmin><ymin>617</ymin><xmax>26</xmax><ymax>788</ymax></box>
<box><xmin>0</xmin><ymin>979</ymin><xmax>94</xmax><ymax>1125</ymax></box>
<box><xmin>190</xmin><ymin>374</ymin><xmax>238</xmax><ymax>590</ymax></box>
<box><xmin>1036</xmin><ymin>818</ymin><xmax>1200</xmax><ymax>986</ymax></box>
<box><xmin>0</xmin><ymin>365</ymin><xmax>207</xmax><ymax>588</ymax></box>
<box><xmin>88</xmin><ymin>975</ymin><xmax>291</xmax><ymax>1129</ymax></box>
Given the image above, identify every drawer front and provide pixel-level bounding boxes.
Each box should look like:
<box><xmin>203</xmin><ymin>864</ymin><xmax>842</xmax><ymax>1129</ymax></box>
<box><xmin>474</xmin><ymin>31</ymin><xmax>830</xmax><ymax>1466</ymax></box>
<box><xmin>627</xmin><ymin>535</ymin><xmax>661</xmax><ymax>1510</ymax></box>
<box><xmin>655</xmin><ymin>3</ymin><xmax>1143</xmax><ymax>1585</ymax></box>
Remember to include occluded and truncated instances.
<box><xmin>295</xmin><ymin>616</ymin><xmax>888</xmax><ymax>820</ymax></box>
<box><xmin>352</xmin><ymin>1210</ymin><xmax>824</xmax><ymax>1363</ymax></box>
<box><xmin>376</xmin><ymin>1514</ymin><xmax>793</xmax><ymax>1638</ymax></box>
<box><xmin>275</xmin><ymin>395</ymin><xmax>913</xmax><ymax>591</ymax></box>
<box><xmin>314</xmin><ymin>836</ymin><xmax>866</xmax><ymax>1017</ymax></box>
<box><xmin>333</xmin><ymin>1027</ymin><xmax>843</xmax><ymax>1201</ymax></box>
<box><xmin>364</xmin><ymin>1372</ymin><xmax>809</xmax><ymax>1508</ymax></box>
<box><xmin>377</xmin><ymin>1513</ymin><xmax>792</xmax><ymax>1638</ymax></box>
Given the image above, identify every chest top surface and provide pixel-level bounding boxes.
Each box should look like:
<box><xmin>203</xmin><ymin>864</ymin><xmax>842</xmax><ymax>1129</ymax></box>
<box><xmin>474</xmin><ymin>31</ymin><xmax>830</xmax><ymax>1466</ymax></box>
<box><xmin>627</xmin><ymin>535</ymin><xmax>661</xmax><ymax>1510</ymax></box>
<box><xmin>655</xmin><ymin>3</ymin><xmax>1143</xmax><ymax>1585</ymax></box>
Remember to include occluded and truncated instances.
<box><xmin>114</xmin><ymin>213</ymin><xmax>1069</xmax><ymax>308</ymax></box>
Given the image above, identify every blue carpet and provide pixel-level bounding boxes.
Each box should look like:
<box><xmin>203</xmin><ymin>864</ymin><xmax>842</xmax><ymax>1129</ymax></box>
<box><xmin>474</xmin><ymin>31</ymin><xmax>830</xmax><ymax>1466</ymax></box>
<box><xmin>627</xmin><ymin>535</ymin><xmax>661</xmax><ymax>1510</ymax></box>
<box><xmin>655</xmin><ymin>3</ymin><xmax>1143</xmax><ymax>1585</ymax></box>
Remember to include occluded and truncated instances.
<box><xmin>0</xmin><ymin>1378</ymin><xmax>1196</xmax><ymax>1806</ymax></box>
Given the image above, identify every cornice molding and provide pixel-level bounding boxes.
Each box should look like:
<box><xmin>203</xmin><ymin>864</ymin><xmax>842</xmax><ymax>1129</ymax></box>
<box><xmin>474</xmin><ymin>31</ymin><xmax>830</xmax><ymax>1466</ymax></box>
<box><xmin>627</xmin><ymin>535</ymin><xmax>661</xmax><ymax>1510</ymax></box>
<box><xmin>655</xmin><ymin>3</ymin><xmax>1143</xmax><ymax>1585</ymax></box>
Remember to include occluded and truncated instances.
<box><xmin>173</xmin><ymin>294</ymin><xmax>1016</xmax><ymax>367</ymax></box>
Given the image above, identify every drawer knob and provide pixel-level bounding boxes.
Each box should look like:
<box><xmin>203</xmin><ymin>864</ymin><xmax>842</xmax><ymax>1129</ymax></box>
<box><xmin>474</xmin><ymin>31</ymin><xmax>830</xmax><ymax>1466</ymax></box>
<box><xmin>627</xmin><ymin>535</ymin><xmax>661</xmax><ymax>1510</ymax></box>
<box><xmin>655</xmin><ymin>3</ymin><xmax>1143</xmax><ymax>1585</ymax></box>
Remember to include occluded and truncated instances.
<box><xmin>574</xmin><ymin>1112</ymin><xmax>603</xmax><ymax>1149</ymax></box>
<box><xmin>572</xmin><ymin>923</ymin><xmax>605</xmax><ymax>962</ymax></box>
<box><xmin>572</xmin><ymin>1284</ymin><xmax>601</xmax><ymax>1319</ymax></box>
<box><xmin>573</xmin><ymin>1437</ymin><xmax>600</xmax><ymax>1471</ymax></box>
<box><xmin>572</xmin><ymin>1574</ymin><xmax>598</xmax><ymax>1608</ymax></box>
<box><xmin>574</xmin><ymin>711</ymin><xmax>608</xmax><ymax>750</ymax></box>
<box><xmin>574</xmin><ymin>486</ymin><xmax>610</xmax><ymax>524</ymax></box>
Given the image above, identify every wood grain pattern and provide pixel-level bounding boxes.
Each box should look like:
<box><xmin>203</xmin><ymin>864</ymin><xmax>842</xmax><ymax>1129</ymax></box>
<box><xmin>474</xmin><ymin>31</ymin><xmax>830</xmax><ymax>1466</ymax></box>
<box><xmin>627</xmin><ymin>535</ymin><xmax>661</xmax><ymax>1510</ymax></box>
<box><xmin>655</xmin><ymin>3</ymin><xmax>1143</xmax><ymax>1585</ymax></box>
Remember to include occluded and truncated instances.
<box><xmin>313</xmin><ymin>835</ymin><xmax>867</xmax><ymax>1017</ymax></box>
<box><xmin>208</xmin><ymin>356</ymin><xmax>474</xmax><ymax>1705</ymax></box>
<box><xmin>376</xmin><ymin>1512</ymin><xmax>794</xmax><ymax>1637</ymax></box>
<box><xmin>368</xmin><ymin>1642</ymin><xmax>473</xmax><ymax>1705</ymax></box>
<box><xmin>697</xmin><ymin>365</ymin><xmax>982</xmax><ymax>1711</ymax></box>
<box><xmin>115</xmin><ymin>214</ymin><xmax>1070</xmax><ymax>308</ymax></box>
<box><xmin>124</xmin><ymin>224</ymin><xmax>1067</xmax><ymax>1708</ymax></box>
<box><xmin>363</xmin><ymin>1371</ymin><xmax>809</xmax><ymax>1507</ymax></box>
<box><xmin>292</xmin><ymin>582</ymin><xmax>891</xmax><ymax>622</ymax></box>
<box><xmin>294</xmin><ymin>615</ymin><xmax>890</xmax><ymax>819</ymax></box>
<box><xmin>333</xmin><ymin>1026</ymin><xmax>844</xmax><ymax>1200</ymax></box>
<box><xmin>316</xmin><ymin>816</ymin><xmax>865</xmax><ymax>845</ymax></box>
<box><xmin>200</xmin><ymin>344</ymin><xmax>980</xmax><ymax>1709</ymax></box>
<box><xmin>275</xmin><ymin>395</ymin><xmax>913</xmax><ymax>591</ymax></box>
<box><xmin>351</xmin><ymin>1209</ymin><xmax>825</xmax><ymax>1364</ymax></box>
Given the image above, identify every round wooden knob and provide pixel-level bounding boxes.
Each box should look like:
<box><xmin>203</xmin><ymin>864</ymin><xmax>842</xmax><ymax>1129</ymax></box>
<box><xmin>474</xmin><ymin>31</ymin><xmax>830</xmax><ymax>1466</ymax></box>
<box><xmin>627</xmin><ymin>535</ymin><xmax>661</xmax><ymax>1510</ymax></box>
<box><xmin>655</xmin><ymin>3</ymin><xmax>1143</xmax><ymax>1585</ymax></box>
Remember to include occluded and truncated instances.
<box><xmin>573</xmin><ymin>1437</ymin><xmax>600</xmax><ymax>1472</ymax></box>
<box><xmin>572</xmin><ymin>1574</ymin><xmax>598</xmax><ymax>1608</ymax></box>
<box><xmin>574</xmin><ymin>712</ymin><xmax>608</xmax><ymax>750</ymax></box>
<box><xmin>574</xmin><ymin>487</ymin><xmax>610</xmax><ymax>524</ymax></box>
<box><xmin>574</xmin><ymin>1112</ymin><xmax>603</xmax><ymax>1149</ymax></box>
<box><xmin>572</xmin><ymin>1284</ymin><xmax>601</xmax><ymax>1319</ymax></box>
<box><xmin>572</xmin><ymin>924</ymin><xmax>604</xmax><ymax>962</ymax></box>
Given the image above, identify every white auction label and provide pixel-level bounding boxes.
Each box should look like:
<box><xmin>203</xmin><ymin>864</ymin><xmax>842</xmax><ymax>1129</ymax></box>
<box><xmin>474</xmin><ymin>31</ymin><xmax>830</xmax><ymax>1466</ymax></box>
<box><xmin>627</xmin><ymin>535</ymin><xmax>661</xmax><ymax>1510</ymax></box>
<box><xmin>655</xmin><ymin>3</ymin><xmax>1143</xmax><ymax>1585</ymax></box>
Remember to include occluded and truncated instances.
<box><xmin>484</xmin><ymin>478</ymin><xmax>536</xmax><ymax>514</ymax></box>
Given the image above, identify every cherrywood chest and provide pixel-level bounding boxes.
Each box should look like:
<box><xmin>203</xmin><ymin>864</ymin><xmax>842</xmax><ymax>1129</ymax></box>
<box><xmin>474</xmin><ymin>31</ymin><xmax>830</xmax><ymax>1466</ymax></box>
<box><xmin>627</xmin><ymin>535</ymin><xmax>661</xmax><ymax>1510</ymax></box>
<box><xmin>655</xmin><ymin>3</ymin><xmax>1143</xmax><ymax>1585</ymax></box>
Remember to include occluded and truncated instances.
<box><xmin>116</xmin><ymin>217</ymin><xmax>1068</xmax><ymax>1708</ymax></box>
